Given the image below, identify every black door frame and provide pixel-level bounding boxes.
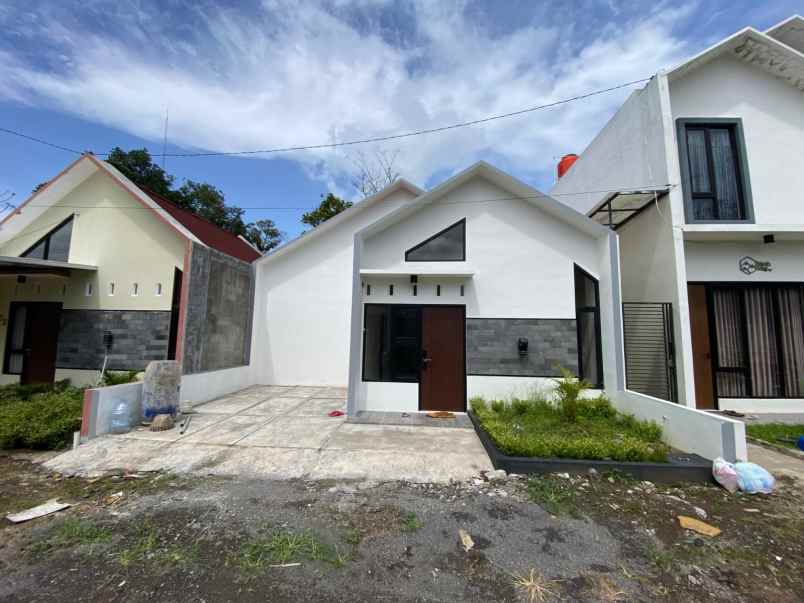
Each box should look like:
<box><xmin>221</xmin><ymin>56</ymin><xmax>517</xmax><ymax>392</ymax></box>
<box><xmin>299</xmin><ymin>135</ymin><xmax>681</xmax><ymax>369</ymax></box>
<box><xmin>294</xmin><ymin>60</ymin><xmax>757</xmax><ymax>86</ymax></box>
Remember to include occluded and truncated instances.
<box><xmin>3</xmin><ymin>301</ymin><xmax>63</xmax><ymax>383</ymax></box>
<box><xmin>361</xmin><ymin>303</ymin><xmax>467</xmax><ymax>412</ymax></box>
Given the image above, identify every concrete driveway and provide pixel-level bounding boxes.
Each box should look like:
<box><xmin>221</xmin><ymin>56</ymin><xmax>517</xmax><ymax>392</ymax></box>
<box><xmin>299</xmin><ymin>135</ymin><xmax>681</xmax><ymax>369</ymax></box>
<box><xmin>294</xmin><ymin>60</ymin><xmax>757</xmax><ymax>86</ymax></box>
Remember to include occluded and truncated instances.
<box><xmin>45</xmin><ymin>385</ymin><xmax>492</xmax><ymax>483</ymax></box>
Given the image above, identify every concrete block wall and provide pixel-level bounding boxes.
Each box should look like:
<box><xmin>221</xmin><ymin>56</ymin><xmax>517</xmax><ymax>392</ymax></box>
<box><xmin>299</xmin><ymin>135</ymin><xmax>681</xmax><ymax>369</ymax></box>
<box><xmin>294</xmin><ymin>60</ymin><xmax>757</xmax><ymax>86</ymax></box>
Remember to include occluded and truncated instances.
<box><xmin>466</xmin><ymin>318</ymin><xmax>578</xmax><ymax>377</ymax></box>
<box><xmin>57</xmin><ymin>309</ymin><xmax>170</xmax><ymax>371</ymax></box>
<box><xmin>182</xmin><ymin>244</ymin><xmax>255</xmax><ymax>374</ymax></box>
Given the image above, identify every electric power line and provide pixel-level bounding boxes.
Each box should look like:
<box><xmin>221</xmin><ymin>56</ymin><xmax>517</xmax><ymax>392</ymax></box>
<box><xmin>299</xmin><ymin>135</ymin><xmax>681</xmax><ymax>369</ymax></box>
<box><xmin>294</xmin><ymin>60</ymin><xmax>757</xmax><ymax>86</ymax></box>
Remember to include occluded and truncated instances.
<box><xmin>6</xmin><ymin>185</ymin><xmax>674</xmax><ymax>217</ymax></box>
<box><xmin>0</xmin><ymin>77</ymin><xmax>651</xmax><ymax>159</ymax></box>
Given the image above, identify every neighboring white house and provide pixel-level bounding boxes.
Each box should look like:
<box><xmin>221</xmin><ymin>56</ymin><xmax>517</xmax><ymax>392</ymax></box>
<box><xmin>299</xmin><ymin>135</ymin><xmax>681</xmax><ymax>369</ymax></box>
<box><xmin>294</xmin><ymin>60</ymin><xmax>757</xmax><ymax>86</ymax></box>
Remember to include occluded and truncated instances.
<box><xmin>253</xmin><ymin>162</ymin><xmax>622</xmax><ymax>414</ymax></box>
<box><xmin>551</xmin><ymin>15</ymin><xmax>804</xmax><ymax>413</ymax></box>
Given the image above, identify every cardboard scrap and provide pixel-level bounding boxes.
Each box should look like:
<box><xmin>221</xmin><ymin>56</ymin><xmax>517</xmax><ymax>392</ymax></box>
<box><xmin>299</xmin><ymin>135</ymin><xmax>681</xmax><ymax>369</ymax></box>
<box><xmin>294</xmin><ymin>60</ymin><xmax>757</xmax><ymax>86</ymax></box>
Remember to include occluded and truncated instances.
<box><xmin>6</xmin><ymin>499</ymin><xmax>71</xmax><ymax>524</ymax></box>
<box><xmin>459</xmin><ymin>529</ymin><xmax>475</xmax><ymax>552</ymax></box>
<box><xmin>678</xmin><ymin>515</ymin><xmax>721</xmax><ymax>537</ymax></box>
<box><xmin>427</xmin><ymin>411</ymin><xmax>455</xmax><ymax>419</ymax></box>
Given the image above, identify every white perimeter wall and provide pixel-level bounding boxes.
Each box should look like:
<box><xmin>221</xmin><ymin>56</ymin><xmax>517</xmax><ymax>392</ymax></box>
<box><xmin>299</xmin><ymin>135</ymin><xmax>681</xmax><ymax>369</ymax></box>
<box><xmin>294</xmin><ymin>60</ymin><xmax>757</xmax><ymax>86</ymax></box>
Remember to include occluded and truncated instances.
<box><xmin>550</xmin><ymin>78</ymin><xmax>669</xmax><ymax>214</ymax></box>
<box><xmin>669</xmin><ymin>54</ymin><xmax>804</xmax><ymax>226</ymax></box>
<box><xmin>252</xmin><ymin>189</ymin><xmax>417</xmax><ymax>387</ymax></box>
<box><xmin>610</xmin><ymin>389</ymin><xmax>746</xmax><ymax>462</ymax></box>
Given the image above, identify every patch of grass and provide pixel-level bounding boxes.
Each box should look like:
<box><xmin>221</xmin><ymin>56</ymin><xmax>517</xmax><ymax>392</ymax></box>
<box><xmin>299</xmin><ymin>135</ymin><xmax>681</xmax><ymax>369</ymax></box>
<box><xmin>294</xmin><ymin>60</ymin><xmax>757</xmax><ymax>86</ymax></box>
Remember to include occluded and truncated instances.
<box><xmin>25</xmin><ymin>518</ymin><xmax>112</xmax><ymax>559</ymax></box>
<box><xmin>118</xmin><ymin>521</ymin><xmax>199</xmax><ymax>568</ymax></box>
<box><xmin>400</xmin><ymin>512</ymin><xmax>422</xmax><ymax>532</ymax></box>
<box><xmin>235</xmin><ymin>528</ymin><xmax>345</xmax><ymax>572</ymax></box>
<box><xmin>472</xmin><ymin>388</ymin><xmax>669</xmax><ymax>463</ymax></box>
<box><xmin>527</xmin><ymin>477</ymin><xmax>579</xmax><ymax>517</ymax></box>
<box><xmin>746</xmin><ymin>423</ymin><xmax>803</xmax><ymax>449</ymax></box>
<box><xmin>0</xmin><ymin>381</ymin><xmax>84</xmax><ymax>450</ymax></box>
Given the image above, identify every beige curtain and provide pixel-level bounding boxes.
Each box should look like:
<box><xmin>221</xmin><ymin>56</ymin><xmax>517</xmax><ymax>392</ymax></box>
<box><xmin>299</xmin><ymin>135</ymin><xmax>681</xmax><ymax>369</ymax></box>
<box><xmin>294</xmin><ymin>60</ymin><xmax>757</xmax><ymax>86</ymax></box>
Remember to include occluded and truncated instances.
<box><xmin>776</xmin><ymin>288</ymin><xmax>804</xmax><ymax>397</ymax></box>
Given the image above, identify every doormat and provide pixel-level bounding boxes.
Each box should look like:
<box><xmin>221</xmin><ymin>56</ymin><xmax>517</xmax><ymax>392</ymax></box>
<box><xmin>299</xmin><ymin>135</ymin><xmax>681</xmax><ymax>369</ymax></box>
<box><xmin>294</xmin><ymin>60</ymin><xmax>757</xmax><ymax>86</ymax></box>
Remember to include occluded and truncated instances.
<box><xmin>426</xmin><ymin>411</ymin><xmax>455</xmax><ymax>419</ymax></box>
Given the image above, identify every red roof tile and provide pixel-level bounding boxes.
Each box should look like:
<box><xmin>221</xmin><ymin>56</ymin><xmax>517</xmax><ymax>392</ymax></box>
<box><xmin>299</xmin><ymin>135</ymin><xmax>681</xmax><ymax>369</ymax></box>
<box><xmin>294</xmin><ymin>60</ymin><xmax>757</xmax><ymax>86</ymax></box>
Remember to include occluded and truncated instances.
<box><xmin>143</xmin><ymin>189</ymin><xmax>262</xmax><ymax>263</ymax></box>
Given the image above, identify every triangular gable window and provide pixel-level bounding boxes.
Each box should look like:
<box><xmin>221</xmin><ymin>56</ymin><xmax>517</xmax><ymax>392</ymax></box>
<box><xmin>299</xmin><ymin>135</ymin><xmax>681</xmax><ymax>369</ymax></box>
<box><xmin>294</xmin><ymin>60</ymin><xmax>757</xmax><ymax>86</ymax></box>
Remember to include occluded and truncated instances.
<box><xmin>21</xmin><ymin>216</ymin><xmax>74</xmax><ymax>263</ymax></box>
<box><xmin>405</xmin><ymin>219</ymin><xmax>465</xmax><ymax>262</ymax></box>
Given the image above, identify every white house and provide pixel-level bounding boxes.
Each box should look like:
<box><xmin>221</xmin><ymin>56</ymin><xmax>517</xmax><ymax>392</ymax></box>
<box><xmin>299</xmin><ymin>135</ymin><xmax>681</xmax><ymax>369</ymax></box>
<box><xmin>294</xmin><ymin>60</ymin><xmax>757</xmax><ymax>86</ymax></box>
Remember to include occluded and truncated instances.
<box><xmin>252</xmin><ymin>162</ymin><xmax>622</xmax><ymax>414</ymax></box>
<box><xmin>551</xmin><ymin>15</ymin><xmax>804</xmax><ymax>413</ymax></box>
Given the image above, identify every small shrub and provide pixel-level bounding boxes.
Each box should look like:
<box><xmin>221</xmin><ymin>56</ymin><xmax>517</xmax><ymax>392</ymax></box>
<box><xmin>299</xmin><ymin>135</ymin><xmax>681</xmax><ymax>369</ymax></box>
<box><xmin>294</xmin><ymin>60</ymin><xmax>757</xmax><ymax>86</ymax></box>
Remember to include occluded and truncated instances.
<box><xmin>552</xmin><ymin>366</ymin><xmax>593</xmax><ymax>422</ymax></box>
<box><xmin>469</xmin><ymin>397</ymin><xmax>487</xmax><ymax>414</ymax></box>
<box><xmin>0</xmin><ymin>385</ymin><xmax>84</xmax><ymax>450</ymax></box>
<box><xmin>578</xmin><ymin>395</ymin><xmax>616</xmax><ymax>419</ymax></box>
<box><xmin>490</xmin><ymin>400</ymin><xmax>506</xmax><ymax>414</ymax></box>
<box><xmin>102</xmin><ymin>370</ymin><xmax>141</xmax><ymax>386</ymax></box>
<box><xmin>510</xmin><ymin>399</ymin><xmax>531</xmax><ymax>415</ymax></box>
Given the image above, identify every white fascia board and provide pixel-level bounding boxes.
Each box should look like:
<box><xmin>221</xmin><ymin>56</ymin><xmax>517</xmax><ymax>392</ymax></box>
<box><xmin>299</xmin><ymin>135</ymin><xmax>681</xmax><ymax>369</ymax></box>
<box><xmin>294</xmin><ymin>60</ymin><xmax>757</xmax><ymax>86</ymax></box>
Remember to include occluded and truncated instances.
<box><xmin>257</xmin><ymin>179</ymin><xmax>424</xmax><ymax>266</ymax></box>
<box><xmin>357</xmin><ymin>161</ymin><xmax>611</xmax><ymax>244</ymax></box>
<box><xmin>0</xmin><ymin>156</ymin><xmax>98</xmax><ymax>245</ymax></box>
<box><xmin>667</xmin><ymin>26</ymin><xmax>804</xmax><ymax>84</ymax></box>
<box><xmin>93</xmin><ymin>158</ymin><xmax>203</xmax><ymax>245</ymax></box>
<box><xmin>764</xmin><ymin>14</ymin><xmax>804</xmax><ymax>37</ymax></box>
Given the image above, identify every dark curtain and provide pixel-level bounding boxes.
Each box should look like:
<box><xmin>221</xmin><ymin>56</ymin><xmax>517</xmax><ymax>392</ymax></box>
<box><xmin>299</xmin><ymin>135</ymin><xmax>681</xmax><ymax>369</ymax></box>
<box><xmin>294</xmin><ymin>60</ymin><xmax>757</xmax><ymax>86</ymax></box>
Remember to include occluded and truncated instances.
<box><xmin>709</xmin><ymin>129</ymin><xmax>741</xmax><ymax>220</ymax></box>
<box><xmin>744</xmin><ymin>288</ymin><xmax>782</xmax><ymax>397</ymax></box>
<box><xmin>776</xmin><ymin>288</ymin><xmax>804</xmax><ymax>397</ymax></box>
<box><xmin>712</xmin><ymin>289</ymin><xmax>747</xmax><ymax>396</ymax></box>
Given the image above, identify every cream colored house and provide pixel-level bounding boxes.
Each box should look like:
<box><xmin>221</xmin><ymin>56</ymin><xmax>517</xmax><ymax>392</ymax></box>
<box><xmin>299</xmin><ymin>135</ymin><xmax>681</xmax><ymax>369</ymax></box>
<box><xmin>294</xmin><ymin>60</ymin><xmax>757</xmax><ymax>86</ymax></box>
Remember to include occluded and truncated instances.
<box><xmin>0</xmin><ymin>154</ymin><xmax>260</xmax><ymax>386</ymax></box>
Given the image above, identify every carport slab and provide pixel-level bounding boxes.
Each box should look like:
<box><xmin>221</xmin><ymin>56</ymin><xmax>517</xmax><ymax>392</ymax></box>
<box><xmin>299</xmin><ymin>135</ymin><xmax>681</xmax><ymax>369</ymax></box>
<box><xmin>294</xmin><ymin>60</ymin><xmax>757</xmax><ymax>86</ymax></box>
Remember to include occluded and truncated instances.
<box><xmin>235</xmin><ymin>416</ymin><xmax>344</xmax><ymax>448</ymax></box>
<box><xmin>47</xmin><ymin>385</ymin><xmax>493</xmax><ymax>483</ymax></box>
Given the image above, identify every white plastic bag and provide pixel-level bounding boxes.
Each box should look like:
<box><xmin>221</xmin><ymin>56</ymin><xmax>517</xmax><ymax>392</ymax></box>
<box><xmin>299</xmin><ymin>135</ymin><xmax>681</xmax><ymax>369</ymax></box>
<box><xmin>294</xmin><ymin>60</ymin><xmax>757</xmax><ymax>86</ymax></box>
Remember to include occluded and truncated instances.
<box><xmin>712</xmin><ymin>457</ymin><xmax>739</xmax><ymax>493</ymax></box>
<box><xmin>735</xmin><ymin>462</ymin><xmax>775</xmax><ymax>494</ymax></box>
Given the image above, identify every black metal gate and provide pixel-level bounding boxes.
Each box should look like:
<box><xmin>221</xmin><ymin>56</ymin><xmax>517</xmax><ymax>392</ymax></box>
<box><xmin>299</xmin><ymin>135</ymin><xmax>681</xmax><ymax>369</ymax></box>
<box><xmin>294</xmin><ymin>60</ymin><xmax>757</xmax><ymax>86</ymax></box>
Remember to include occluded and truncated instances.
<box><xmin>622</xmin><ymin>302</ymin><xmax>677</xmax><ymax>402</ymax></box>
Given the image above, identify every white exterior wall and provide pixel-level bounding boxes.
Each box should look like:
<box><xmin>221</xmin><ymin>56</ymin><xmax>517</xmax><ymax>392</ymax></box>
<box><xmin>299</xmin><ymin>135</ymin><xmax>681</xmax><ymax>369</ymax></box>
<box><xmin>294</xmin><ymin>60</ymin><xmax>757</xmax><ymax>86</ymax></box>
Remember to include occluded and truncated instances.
<box><xmin>550</xmin><ymin>78</ymin><xmax>669</xmax><ymax>214</ymax></box>
<box><xmin>252</xmin><ymin>189</ymin><xmax>417</xmax><ymax>387</ymax></box>
<box><xmin>685</xmin><ymin>241</ymin><xmax>804</xmax><ymax>283</ymax></box>
<box><xmin>356</xmin><ymin>176</ymin><xmax>615</xmax><ymax>411</ymax></box>
<box><xmin>669</xmin><ymin>54</ymin><xmax>804</xmax><ymax>226</ymax></box>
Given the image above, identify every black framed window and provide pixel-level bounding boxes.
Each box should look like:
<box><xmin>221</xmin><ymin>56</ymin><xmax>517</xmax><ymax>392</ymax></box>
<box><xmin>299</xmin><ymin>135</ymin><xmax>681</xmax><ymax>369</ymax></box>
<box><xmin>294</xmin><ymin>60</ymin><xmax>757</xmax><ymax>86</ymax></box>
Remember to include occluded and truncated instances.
<box><xmin>21</xmin><ymin>216</ymin><xmax>74</xmax><ymax>262</ymax></box>
<box><xmin>574</xmin><ymin>265</ymin><xmax>603</xmax><ymax>388</ymax></box>
<box><xmin>405</xmin><ymin>219</ymin><xmax>465</xmax><ymax>262</ymax></box>
<box><xmin>362</xmin><ymin>304</ymin><xmax>421</xmax><ymax>382</ymax></box>
<box><xmin>677</xmin><ymin>120</ymin><xmax>753</xmax><ymax>223</ymax></box>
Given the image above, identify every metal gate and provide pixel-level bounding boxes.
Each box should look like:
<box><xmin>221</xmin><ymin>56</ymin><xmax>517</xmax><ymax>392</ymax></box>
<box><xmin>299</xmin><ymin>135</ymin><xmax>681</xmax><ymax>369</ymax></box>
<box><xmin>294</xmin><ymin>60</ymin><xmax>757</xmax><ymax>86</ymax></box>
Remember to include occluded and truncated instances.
<box><xmin>622</xmin><ymin>302</ymin><xmax>678</xmax><ymax>402</ymax></box>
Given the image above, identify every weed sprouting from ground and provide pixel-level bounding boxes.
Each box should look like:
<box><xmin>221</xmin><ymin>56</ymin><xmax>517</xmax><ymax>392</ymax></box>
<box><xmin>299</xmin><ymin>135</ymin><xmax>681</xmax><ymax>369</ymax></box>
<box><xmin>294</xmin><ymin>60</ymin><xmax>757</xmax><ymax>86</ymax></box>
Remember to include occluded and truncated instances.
<box><xmin>593</xmin><ymin>575</ymin><xmax>626</xmax><ymax>602</ymax></box>
<box><xmin>25</xmin><ymin>517</ymin><xmax>112</xmax><ymax>559</ymax></box>
<box><xmin>118</xmin><ymin>521</ymin><xmax>199</xmax><ymax>568</ymax></box>
<box><xmin>527</xmin><ymin>477</ymin><xmax>579</xmax><ymax>517</ymax></box>
<box><xmin>235</xmin><ymin>529</ymin><xmax>345</xmax><ymax>572</ymax></box>
<box><xmin>400</xmin><ymin>512</ymin><xmax>422</xmax><ymax>532</ymax></box>
<box><xmin>513</xmin><ymin>568</ymin><xmax>559</xmax><ymax>603</ymax></box>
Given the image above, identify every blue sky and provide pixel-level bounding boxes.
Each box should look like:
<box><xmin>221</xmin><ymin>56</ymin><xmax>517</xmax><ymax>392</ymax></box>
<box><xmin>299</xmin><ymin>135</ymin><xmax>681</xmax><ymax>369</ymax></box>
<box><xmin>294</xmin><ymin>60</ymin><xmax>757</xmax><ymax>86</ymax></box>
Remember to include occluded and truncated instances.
<box><xmin>0</xmin><ymin>1</ymin><xmax>800</xmax><ymax>240</ymax></box>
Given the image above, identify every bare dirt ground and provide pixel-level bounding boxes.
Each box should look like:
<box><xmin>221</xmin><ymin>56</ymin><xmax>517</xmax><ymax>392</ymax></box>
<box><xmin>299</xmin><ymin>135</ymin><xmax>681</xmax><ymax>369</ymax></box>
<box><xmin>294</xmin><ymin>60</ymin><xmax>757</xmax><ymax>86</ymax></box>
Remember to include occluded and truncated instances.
<box><xmin>1</xmin><ymin>453</ymin><xmax>802</xmax><ymax>602</ymax></box>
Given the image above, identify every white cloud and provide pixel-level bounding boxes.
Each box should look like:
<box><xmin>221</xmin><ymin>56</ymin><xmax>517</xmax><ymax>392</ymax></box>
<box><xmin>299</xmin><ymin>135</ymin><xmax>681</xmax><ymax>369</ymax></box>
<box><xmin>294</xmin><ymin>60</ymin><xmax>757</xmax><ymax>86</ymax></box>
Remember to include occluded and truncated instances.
<box><xmin>0</xmin><ymin>1</ymin><xmax>694</xmax><ymax>194</ymax></box>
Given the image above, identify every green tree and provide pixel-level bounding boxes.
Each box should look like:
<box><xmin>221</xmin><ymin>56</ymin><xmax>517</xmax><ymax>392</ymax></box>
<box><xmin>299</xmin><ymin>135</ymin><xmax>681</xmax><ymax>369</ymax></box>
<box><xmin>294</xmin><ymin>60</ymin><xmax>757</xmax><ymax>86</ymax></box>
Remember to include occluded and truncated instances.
<box><xmin>301</xmin><ymin>193</ymin><xmax>353</xmax><ymax>228</ymax></box>
<box><xmin>245</xmin><ymin>219</ymin><xmax>284</xmax><ymax>253</ymax></box>
<box><xmin>105</xmin><ymin>148</ymin><xmax>283</xmax><ymax>254</ymax></box>
<box><xmin>106</xmin><ymin>147</ymin><xmax>177</xmax><ymax>201</ymax></box>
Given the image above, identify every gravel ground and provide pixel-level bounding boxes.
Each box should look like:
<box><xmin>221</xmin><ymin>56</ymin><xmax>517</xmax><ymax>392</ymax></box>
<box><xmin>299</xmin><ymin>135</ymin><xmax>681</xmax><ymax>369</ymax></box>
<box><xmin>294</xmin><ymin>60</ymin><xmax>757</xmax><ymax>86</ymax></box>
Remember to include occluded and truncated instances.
<box><xmin>1</xmin><ymin>453</ymin><xmax>802</xmax><ymax>602</ymax></box>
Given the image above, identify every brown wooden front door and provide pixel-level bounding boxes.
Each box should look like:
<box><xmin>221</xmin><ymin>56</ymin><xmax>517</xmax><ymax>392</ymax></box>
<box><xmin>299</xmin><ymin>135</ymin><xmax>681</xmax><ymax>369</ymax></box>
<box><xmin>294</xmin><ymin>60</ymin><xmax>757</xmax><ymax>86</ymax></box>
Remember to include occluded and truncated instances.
<box><xmin>688</xmin><ymin>285</ymin><xmax>716</xmax><ymax>409</ymax></box>
<box><xmin>420</xmin><ymin>306</ymin><xmax>465</xmax><ymax>412</ymax></box>
<box><xmin>6</xmin><ymin>302</ymin><xmax>62</xmax><ymax>385</ymax></box>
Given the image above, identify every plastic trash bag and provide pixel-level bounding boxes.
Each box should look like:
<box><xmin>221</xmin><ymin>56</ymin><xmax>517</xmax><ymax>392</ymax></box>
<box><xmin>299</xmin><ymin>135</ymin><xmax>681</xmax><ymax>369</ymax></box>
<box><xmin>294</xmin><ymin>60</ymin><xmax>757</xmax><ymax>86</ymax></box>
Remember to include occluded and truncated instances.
<box><xmin>734</xmin><ymin>462</ymin><xmax>775</xmax><ymax>494</ymax></box>
<box><xmin>712</xmin><ymin>457</ymin><xmax>739</xmax><ymax>493</ymax></box>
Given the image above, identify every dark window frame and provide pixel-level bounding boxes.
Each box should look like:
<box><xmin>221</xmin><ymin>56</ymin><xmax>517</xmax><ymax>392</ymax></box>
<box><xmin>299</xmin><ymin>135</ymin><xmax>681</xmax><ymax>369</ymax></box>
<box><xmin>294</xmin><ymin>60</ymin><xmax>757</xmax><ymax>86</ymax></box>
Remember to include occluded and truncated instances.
<box><xmin>676</xmin><ymin>118</ymin><xmax>754</xmax><ymax>224</ymax></box>
<box><xmin>574</xmin><ymin>264</ymin><xmax>604</xmax><ymax>388</ymax></box>
<box><xmin>361</xmin><ymin>303</ymin><xmax>422</xmax><ymax>383</ymax></box>
<box><xmin>404</xmin><ymin>218</ymin><xmax>466</xmax><ymax>262</ymax></box>
<box><xmin>3</xmin><ymin>302</ymin><xmax>29</xmax><ymax>375</ymax></box>
<box><xmin>699</xmin><ymin>281</ymin><xmax>804</xmax><ymax>400</ymax></box>
<box><xmin>21</xmin><ymin>215</ymin><xmax>75</xmax><ymax>261</ymax></box>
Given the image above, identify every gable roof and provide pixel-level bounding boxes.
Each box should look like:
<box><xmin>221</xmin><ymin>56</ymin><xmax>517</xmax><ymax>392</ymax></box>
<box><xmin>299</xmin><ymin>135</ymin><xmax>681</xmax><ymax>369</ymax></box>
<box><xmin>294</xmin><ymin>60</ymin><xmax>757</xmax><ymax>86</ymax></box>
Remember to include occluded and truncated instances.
<box><xmin>765</xmin><ymin>15</ymin><xmax>804</xmax><ymax>53</ymax></box>
<box><xmin>143</xmin><ymin>189</ymin><xmax>261</xmax><ymax>263</ymax></box>
<box><xmin>666</xmin><ymin>18</ymin><xmax>804</xmax><ymax>91</ymax></box>
<box><xmin>257</xmin><ymin>178</ymin><xmax>424</xmax><ymax>265</ymax></box>
<box><xmin>0</xmin><ymin>154</ymin><xmax>260</xmax><ymax>263</ymax></box>
<box><xmin>358</xmin><ymin>161</ymin><xmax>610</xmax><ymax>242</ymax></box>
